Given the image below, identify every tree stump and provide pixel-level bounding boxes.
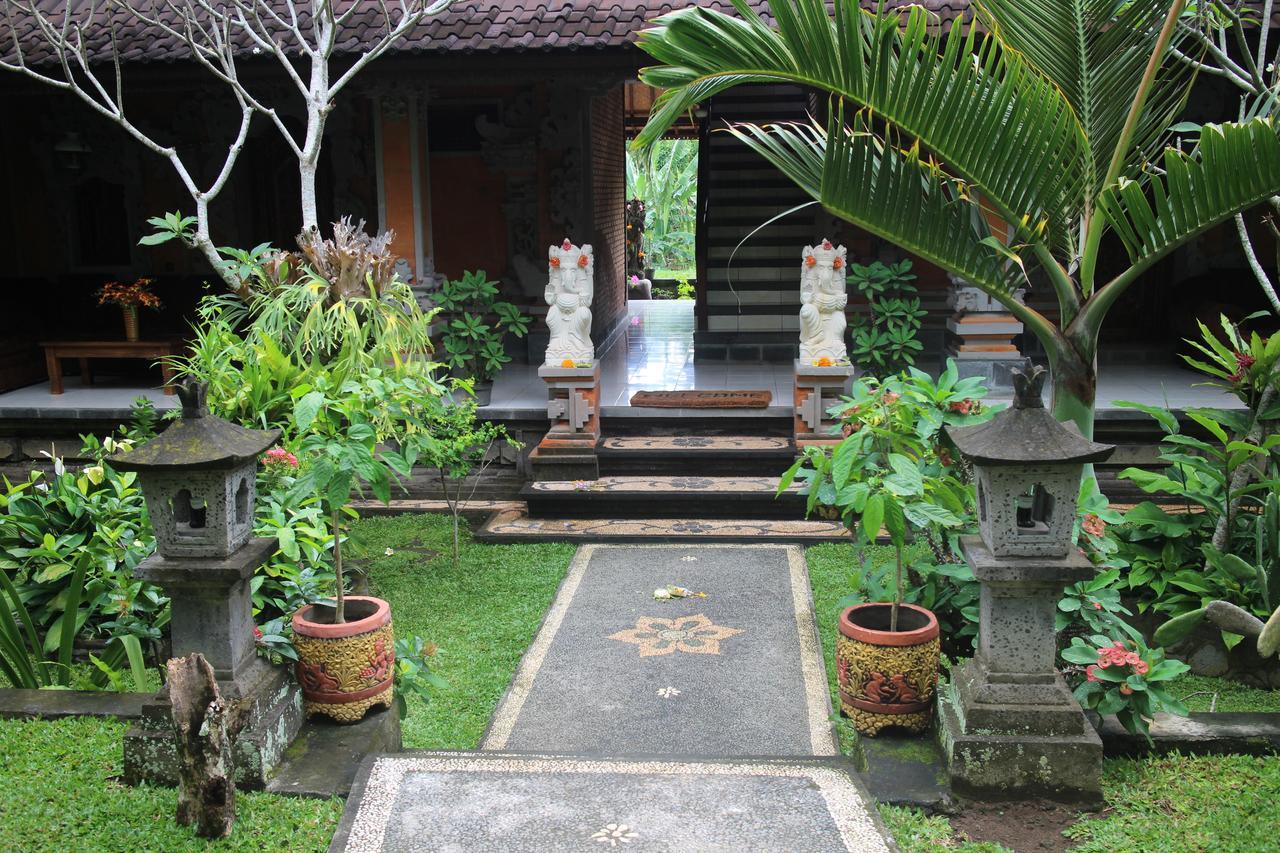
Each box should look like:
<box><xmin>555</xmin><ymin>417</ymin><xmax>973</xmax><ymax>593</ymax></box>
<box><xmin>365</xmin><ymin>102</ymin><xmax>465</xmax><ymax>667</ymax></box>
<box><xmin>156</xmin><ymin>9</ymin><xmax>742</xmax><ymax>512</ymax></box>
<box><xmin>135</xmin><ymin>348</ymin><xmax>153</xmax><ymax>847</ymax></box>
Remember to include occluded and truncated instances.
<box><xmin>166</xmin><ymin>653</ymin><xmax>246</xmax><ymax>839</ymax></box>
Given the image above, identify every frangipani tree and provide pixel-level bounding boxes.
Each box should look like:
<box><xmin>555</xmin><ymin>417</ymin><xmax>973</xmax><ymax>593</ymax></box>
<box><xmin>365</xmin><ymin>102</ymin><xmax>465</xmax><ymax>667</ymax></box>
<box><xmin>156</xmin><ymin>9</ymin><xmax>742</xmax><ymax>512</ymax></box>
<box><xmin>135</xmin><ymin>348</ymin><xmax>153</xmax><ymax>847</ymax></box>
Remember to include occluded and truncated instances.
<box><xmin>634</xmin><ymin>0</ymin><xmax>1280</xmax><ymax>436</ymax></box>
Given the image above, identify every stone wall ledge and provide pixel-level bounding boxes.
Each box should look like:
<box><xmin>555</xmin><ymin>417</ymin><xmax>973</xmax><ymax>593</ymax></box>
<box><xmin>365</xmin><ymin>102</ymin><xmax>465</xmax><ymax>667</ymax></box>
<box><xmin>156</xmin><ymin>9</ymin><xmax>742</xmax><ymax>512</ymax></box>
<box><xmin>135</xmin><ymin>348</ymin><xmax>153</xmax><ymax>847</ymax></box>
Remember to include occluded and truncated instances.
<box><xmin>1094</xmin><ymin>711</ymin><xmax>1280</xmax><ymax>757</ymax></box>
<box><xmin>0</xmin><ymin>687</ymin><xmax>150</xmax><ymax>720</ymax></box>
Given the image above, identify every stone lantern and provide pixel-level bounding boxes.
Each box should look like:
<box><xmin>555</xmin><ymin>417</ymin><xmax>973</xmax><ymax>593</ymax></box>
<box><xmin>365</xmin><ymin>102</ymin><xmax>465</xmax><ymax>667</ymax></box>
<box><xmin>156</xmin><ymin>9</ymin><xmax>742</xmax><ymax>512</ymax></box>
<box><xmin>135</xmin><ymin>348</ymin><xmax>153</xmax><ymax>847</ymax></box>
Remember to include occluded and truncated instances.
<box><xmin>951</xmin><ymin>367</ymin><xmax>1113</xmax><ymax>557</ymax></box>
<box><xmin>936</xmin><ymin>365</ymin><xmax>1115</xmax><ymax>804</ymax></box>
<box><xmin>111</xmin><ymin>381</ymin><xmax>303</xmax><ymax>789</ymax></box>
<box><xmin>110</xmin><ymin>382</ymin><xmax>278</xmax><ymax>558</ymax></box>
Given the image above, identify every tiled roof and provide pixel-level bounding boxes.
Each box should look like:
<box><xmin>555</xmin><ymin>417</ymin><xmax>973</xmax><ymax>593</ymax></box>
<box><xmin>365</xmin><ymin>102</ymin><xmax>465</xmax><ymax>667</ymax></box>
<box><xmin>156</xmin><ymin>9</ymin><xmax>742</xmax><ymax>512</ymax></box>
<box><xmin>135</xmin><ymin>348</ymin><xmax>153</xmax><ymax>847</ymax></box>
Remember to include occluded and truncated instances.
<box><xmin>2</xmin><ymin>1</ymin><xmax>972</xmax><ymax>65</ymax></box>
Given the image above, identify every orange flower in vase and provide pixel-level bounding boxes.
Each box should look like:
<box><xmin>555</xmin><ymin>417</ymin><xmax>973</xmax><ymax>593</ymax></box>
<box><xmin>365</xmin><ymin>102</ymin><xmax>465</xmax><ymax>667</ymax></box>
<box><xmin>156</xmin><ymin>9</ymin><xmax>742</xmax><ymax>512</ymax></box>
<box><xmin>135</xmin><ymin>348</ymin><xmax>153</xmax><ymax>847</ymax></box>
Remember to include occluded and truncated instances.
<box><xmin>96</xmin><ymin>277</ymin><xmax>162</xmax><ymax>342</ymax></box>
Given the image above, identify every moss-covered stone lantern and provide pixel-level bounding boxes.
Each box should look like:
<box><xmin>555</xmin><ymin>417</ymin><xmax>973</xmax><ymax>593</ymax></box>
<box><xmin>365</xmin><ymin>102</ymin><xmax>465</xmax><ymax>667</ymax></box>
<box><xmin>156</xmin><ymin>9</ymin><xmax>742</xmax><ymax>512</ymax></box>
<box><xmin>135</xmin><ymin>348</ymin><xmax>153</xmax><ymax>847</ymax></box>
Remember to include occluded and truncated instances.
<box><xmin>946</xmin><ymin>365</ymin><xmax>1113</xmax><ymax>557</ymax></box>
<box><xmin>936</xmin><ymin>365</ymin><xmax>1116</xmax><ymax>804</ymax></box>
<box><xmin>110</xmin><ymin>381</ymin><xmax>303</xmax><ymax>791</ymax></box>
<box><xmin>108</xmin><ymin>382</ymin><xmax>279</xmax><ymax>558</ymax></box>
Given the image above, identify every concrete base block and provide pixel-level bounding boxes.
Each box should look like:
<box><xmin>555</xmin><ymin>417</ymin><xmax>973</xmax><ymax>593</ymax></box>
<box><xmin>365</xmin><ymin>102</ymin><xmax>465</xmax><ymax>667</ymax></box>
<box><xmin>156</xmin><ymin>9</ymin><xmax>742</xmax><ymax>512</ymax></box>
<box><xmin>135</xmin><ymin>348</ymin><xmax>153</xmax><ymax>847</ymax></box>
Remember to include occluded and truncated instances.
<box><xmin>936</xmin><ymin>667</ymin><xmax>1102</xmax><ymax>805</ymax></box>
<box><xmin>122</xmin><ymin>658</ymin><xmax>304</xmax><ymax>790</ymax></box>
<box><xmin>268</xmin><ymin>706</ymin><xmax>402</xmax><ymax>798</ymax></box>
<box><xmin>946</xmin><ymin>355</ymin><xmax>1032</xmax><ymax>391</ymax></box>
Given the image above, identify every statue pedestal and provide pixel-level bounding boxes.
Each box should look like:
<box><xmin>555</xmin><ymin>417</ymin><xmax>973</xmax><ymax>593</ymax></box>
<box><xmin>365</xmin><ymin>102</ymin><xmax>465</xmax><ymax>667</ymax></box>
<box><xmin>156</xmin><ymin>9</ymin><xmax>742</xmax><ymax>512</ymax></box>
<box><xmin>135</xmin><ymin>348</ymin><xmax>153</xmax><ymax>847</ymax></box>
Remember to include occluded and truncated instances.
<box><xmin>936</xmin><ymin>536</ymin><xmax>1103</xmax><ymax>804</ymax></box>
<box><xmin>793</xmin><ymin>360</ymin><xmax>856</xmax><ymax>448</ymax></box>
<box><xmin>123</xmin><ymin>538</ymin><xmax>304</xmax><ymax>789</ymax></box>
<box><xmin>945</xmin><ymin>282</ymin><xmax>1028</xmax><ymax>392</ymax></box>
<box><xmin>530</xmin><ymin>364</ymin><xmax>601</xmax><ymax>481</ymax></box>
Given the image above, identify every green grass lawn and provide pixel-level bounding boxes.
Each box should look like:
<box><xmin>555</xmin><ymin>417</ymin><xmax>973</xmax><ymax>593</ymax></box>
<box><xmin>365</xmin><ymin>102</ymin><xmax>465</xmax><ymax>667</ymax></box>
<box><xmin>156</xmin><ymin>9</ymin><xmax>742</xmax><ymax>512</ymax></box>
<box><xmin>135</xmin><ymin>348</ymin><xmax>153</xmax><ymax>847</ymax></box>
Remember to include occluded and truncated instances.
<box><xmin>0</xmin><ymin>716</ymin><xmax>342</xmax><ymax>852</ymax></box>
<box><xmin>346</xmin><ymin>513</ymin><xmax>576</xmax><ymax>748</ymax></box>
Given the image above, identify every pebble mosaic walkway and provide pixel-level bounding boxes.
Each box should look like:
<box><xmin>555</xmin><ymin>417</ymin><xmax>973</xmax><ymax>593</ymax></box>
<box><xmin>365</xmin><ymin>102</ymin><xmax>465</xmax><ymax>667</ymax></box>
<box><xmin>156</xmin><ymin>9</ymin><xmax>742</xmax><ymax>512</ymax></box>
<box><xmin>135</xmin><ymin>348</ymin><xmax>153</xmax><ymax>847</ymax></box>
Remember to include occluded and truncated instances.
<box><xmin>331</xmin><ymin>545</ymin><xmax>893</xmax><ymax>852</ymax></box>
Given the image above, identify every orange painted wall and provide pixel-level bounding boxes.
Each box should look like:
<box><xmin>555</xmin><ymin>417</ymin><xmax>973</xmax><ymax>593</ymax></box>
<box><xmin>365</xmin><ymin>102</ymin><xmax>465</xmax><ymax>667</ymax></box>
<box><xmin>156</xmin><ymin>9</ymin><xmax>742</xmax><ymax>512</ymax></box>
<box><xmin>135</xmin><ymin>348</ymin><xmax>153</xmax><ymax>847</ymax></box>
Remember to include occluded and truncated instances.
<box><xmin>380</xmin><ymin>111</ymin><xmax>418</xmax><ymax>276</ymax></box>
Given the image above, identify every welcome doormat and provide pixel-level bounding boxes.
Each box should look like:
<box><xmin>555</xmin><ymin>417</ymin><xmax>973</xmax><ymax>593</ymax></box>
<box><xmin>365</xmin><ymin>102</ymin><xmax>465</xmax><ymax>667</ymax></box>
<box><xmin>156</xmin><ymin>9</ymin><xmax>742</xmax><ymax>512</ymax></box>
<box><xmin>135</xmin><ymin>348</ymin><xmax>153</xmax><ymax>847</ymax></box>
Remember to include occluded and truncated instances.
<box><xmin>629</xmin><ymin>390</ymin><xmax>773</xmax><ymax>408</ymax></box>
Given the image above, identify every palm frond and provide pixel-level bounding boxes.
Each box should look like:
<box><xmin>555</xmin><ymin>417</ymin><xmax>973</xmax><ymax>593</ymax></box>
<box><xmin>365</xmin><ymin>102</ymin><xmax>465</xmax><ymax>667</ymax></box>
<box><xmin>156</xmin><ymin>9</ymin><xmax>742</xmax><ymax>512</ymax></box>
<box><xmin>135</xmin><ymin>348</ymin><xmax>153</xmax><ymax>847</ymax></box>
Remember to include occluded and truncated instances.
<box><xmin>725</xmin><ymin>112</ymin><xmax>1026</xmax><ymax>302</ymax></box>
<box><xmin>978</xmin><ymin>0</ymin><xmax>1195</xmax><ymax>199</ymax></box>
<box><xmin>635</xmin><ymin>0</ymin><xmax>1084</xmax><ymax>256</ymax></box>
<box><xmin>1098</xmin><ymin>119</ymin><xmax>1280</xmax><ymax>273</ymax></box>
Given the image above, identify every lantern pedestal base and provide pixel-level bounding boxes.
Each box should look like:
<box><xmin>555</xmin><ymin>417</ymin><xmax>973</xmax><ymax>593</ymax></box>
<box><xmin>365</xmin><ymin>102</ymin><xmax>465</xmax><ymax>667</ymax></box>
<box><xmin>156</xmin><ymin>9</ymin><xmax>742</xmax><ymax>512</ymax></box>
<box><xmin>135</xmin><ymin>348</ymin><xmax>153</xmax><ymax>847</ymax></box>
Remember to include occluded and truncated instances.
<box><xmin>121</xmin><ymin>538</ymin><xmax>304</xmax><ymax>789</ymax></box>
<box><xmin>123</xmin><ymin>656</ymin><xmax>304</xmax><ymax>790</ymax></box>
<box><xmin>935</xmin><ymin>536</ymin><xmax>1103</xmax><ymax>804</ymax></box>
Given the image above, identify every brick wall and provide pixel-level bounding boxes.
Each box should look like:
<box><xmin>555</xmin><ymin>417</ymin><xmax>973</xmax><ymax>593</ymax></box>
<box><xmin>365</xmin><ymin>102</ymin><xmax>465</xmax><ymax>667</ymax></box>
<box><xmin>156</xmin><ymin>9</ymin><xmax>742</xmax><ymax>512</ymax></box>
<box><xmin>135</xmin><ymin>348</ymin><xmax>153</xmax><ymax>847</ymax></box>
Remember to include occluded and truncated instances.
<box><xmin>589</xmin><ymin>84</ymin><xmax>626</xmax><ymax>342</ymax></box>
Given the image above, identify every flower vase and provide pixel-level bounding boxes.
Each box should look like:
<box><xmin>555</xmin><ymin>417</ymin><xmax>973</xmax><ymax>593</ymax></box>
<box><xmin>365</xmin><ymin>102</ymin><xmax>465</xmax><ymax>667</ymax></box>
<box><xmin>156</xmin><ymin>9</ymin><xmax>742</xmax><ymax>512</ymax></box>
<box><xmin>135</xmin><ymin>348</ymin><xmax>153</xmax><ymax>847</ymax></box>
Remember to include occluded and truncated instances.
<box><xmin>122</xmin><ymin>305</ymin><xmax>140</xmax><ymax>342</ymax></box>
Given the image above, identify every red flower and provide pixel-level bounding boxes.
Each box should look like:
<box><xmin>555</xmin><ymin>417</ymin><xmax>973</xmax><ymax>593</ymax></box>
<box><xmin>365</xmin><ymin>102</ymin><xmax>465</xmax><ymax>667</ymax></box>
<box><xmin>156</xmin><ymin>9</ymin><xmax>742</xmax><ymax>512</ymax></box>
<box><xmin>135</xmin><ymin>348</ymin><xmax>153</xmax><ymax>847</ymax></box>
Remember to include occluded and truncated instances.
<box><xmin>832</xmin><ymin>257</ymin><xmax>844</xmax><ymax>270</ymax></box>
<box><xmin>549</xmin><ymin>256</ymin><xmax>561</xmax><ymax>268</ymax></box>
<box><xmin>822</xmin><ymin>238</ymin><xmax>833</xmax><ymax>250</ymax></box>
<box><xmin>1092</xmin><ymin>601</ymin><xmax>1103</xmax><ymax>610</ymax></box>
<box><xmin>253</xmin><ymin>626</ymin><xmax>264</xmax><ymax>639</ymax></box>
<box><xmin>1085</xmin><ymin>665</ymin><xmax>1099</xmax><ymax>682</ymax></box>
<box><xmin>578</xmin><ymin>254</ymin><xmax>589</xmax><ymax>268</ymax></box>
<box><xmin>1082</xmin><ymin>514</ymin><xmax>1106</xmax><ymax>537</ymax></box>
<box><xmin>562</xmin><ymin>238</ymin><xmax>572</xmax><ymax>250</ymax></box>
<box><xmin>1134</xmin><ymin>660</ymin><xmax>1149</xmax><ymax>676</ymax></box>
<box><xmin>948</xmin><ymin>399</ymin><xmax>974</xmax><ymax>415</ymax></box>
<box><xmin>1119</xmin><ymin>684</ymin><xmax>1134</xmax><ymax>696</ymax></box>
<box><xmin>804</xmin><ymin>255</ymin><xmax>817</xmax><ymax>267</ymax></box>
<box><xmin>1235</xmin><ymin>352</ymin><xmax>1256</xmax><ymax>370</ymax></box>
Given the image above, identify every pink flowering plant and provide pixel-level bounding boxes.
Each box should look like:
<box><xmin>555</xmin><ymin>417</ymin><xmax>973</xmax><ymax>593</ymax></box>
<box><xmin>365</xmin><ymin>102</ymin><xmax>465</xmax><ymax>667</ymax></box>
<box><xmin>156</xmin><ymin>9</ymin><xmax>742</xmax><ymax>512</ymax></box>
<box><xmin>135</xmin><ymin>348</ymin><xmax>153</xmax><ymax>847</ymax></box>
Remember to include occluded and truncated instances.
<box><xmin>1061</xmin><ymin>634</ymin><xmax>1189</xmax><ymax>741</ymax></box>
<box><xmin>260</xmin><ymin>446</ymin><xmax>299</xmax><ymax>483</ymax></box>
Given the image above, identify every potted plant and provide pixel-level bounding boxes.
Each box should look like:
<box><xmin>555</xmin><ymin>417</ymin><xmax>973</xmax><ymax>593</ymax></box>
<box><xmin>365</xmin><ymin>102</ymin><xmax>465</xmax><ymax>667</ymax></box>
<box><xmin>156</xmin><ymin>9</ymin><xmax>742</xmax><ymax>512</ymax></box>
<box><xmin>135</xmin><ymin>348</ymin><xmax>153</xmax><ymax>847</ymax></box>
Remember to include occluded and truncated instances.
<box><xmin>285</xmin><ymin>373</ymin><xmax>427</xmax><ymax>723</ymax></box>
<box><xmin>781</xmin><ymin>364</ymin><xmax>994</xmax><ymax>735</ymax></box>
<box><xmin>97</xmin><ymin>277</ymin><xmax>162</xmax><ymax>341</ymax></box>
<box><xmin>434</xmin><ymin>270</ymin><xmax>530</xmax><ymax>405</ymax></box>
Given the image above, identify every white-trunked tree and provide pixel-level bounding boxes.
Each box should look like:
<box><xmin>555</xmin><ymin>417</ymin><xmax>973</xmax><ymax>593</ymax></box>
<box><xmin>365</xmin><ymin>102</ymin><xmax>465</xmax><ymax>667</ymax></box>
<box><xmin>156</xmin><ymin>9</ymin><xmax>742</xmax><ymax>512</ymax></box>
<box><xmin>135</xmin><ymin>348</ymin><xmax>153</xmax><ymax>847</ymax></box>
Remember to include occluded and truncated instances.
<box><xmin>1</xmin><ymin>0</ymin><xmax>451</xmax><ymax>289</ymax></box>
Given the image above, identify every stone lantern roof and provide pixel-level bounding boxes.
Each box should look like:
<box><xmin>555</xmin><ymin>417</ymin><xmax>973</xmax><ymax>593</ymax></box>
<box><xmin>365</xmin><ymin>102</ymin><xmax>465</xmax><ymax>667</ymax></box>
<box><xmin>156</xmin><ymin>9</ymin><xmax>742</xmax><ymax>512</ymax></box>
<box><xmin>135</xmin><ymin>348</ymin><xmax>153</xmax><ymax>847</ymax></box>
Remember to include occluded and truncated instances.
<box><xmin>944</xmin><ymin>366</ymin><xmax>1113</xmax><ymax>466</ymax></box>
<box><xmin>108</xmin><ymin>381</ymin><xmax>280</xmax><ymax>472</ymax></box>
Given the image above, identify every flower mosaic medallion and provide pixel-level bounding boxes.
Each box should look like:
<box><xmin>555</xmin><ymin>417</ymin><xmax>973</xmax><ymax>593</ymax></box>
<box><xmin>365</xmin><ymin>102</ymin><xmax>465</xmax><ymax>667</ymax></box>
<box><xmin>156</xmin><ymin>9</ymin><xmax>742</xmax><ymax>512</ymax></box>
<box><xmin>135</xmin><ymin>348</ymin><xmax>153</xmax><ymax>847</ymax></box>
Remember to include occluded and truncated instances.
<box><xmin>656</xmin><ymin>686</ymin><xmax>681</xmax><ymax>698</ymax></box>
<box><xmin>591</xmin><ymin>823</ymin><xmax>638</xmax><ymax>847</ymax></box>
<box><xmin>608</xmin><ymin>614</ymin><xmax>744</xmax><ymax>657</ymax></box>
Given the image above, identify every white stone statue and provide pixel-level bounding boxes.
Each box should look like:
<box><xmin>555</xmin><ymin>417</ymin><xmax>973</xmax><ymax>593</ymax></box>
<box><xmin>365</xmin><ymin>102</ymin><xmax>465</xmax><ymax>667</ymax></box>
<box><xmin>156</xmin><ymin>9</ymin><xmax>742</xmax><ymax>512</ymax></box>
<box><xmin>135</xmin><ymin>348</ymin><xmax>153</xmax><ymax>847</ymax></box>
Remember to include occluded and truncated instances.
<box><xmin>799</xmin><ymin>239</ymin><xmax>849</xmax><ymax>363</ymax></box>
<box><xmin>544</xmin><ymin>238</ymin><xmax>595</xmax><ymax>365</ymax></box>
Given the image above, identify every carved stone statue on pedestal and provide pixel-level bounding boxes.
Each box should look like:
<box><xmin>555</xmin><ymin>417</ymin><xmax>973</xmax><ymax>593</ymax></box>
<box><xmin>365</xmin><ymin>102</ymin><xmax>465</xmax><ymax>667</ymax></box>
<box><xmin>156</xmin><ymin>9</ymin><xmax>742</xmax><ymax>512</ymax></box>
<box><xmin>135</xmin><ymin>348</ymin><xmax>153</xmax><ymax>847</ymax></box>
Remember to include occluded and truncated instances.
<box><xmin>544</xmin><ymin>238</ymin><xmax>595</xmax><ymax>365</ymax></box>
<box><xmin>799</xmin><ymin>239</ymin><xmax>849</xmax><ymax>364</ymax></box>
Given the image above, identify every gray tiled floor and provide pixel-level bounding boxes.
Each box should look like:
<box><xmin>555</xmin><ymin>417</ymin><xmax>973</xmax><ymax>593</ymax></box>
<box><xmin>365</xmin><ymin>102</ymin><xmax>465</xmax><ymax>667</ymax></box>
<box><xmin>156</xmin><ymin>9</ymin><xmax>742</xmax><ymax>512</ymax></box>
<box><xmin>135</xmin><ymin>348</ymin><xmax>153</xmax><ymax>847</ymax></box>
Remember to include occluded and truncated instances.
<box><xmin>0</xmin><ymin>376</ymin><xmax>178</xmax><ymax>419</ymax></box>
<box><xmin>0</xmin><ymin>301</ymin><xmax>1242</xmax><ymax>420</ymax></box>
<box><xmin>489</xmin><ymin>301</ymin><xmax>1242</xmax><ymax>417</ymax></box>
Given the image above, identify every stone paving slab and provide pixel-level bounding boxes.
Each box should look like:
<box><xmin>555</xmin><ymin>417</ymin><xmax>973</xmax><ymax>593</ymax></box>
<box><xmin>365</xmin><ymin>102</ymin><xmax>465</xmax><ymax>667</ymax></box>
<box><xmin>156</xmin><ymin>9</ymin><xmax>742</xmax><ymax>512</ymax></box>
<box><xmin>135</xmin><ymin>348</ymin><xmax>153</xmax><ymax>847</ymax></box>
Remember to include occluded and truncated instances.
<box><xmin>330</xmin><ymin>751</ymin><xmax>893</xmax><ymax>853</ymax></box>
<box><xmin>482</xmin><ymin>544</ymin><xmax>837</xmax><ymax>756</ymax></box>
<box><xmin>477</xmin><ymin>509</ymin><xmax>851</xmax><ymax>544</ymax></box>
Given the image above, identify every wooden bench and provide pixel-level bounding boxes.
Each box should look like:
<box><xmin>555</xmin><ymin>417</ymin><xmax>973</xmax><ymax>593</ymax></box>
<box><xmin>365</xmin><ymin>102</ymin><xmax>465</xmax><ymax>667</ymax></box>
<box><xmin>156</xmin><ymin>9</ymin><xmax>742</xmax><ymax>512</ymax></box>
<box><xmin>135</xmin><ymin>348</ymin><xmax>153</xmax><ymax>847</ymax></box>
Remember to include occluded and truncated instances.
<box><xmin>40</xmin><ymin>339</ymin><xmax>183</xmax><ymax>395</ymax></box>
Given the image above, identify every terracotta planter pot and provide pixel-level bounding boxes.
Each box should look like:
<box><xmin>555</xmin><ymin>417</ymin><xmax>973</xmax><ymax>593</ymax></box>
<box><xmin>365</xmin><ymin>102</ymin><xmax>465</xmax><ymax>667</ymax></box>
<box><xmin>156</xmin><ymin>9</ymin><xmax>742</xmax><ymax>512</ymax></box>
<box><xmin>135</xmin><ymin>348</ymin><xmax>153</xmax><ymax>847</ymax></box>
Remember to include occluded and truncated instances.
<box><xmin>292</xmin><ymin>595</ymin><xmax>395</xmax><ymax>724</ymax></box>
<box><xmin>836</xmin><ymin>602</ymin><xmax>940</xmax><ymax>736</ymax></box>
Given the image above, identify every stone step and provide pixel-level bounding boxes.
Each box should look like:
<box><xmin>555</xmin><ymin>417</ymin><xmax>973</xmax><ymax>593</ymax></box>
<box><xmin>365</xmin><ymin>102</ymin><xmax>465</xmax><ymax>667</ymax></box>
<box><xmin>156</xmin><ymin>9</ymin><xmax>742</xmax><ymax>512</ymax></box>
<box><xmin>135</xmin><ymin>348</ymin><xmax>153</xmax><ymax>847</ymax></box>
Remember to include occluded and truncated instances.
<box><xmin>477</xmin><ymin>507</ymin><xmax>847</xmax><ymax>543</ymax></box>
<box><xmin>521</xmin><ymin>474</ymin><xmax>807</xmax><ymax>519</ymax></box>
<box><xmin>598</xmin><ymin>434</ymin><xmax>797</xmax><ymax>475</ymax></box>
<box><xmin>331</xmin><ymin>751</ymin><xmax>891</xmax><ymax>852</ymax></box>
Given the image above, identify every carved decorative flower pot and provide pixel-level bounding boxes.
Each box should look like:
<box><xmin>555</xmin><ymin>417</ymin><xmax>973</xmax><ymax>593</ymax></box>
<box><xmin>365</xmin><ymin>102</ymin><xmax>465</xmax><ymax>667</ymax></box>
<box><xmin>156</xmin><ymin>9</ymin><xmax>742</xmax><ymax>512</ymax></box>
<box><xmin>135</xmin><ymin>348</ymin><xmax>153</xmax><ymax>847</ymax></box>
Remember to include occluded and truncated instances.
<box><xmin>836</xmin><ymin>603</ymin><xmax>939</xmax><ymax>736</ymax></box>
<box><xmin>292</xmin><ymin>595</ymin><xmax>395</xmax><ymax>724</ymax></box>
